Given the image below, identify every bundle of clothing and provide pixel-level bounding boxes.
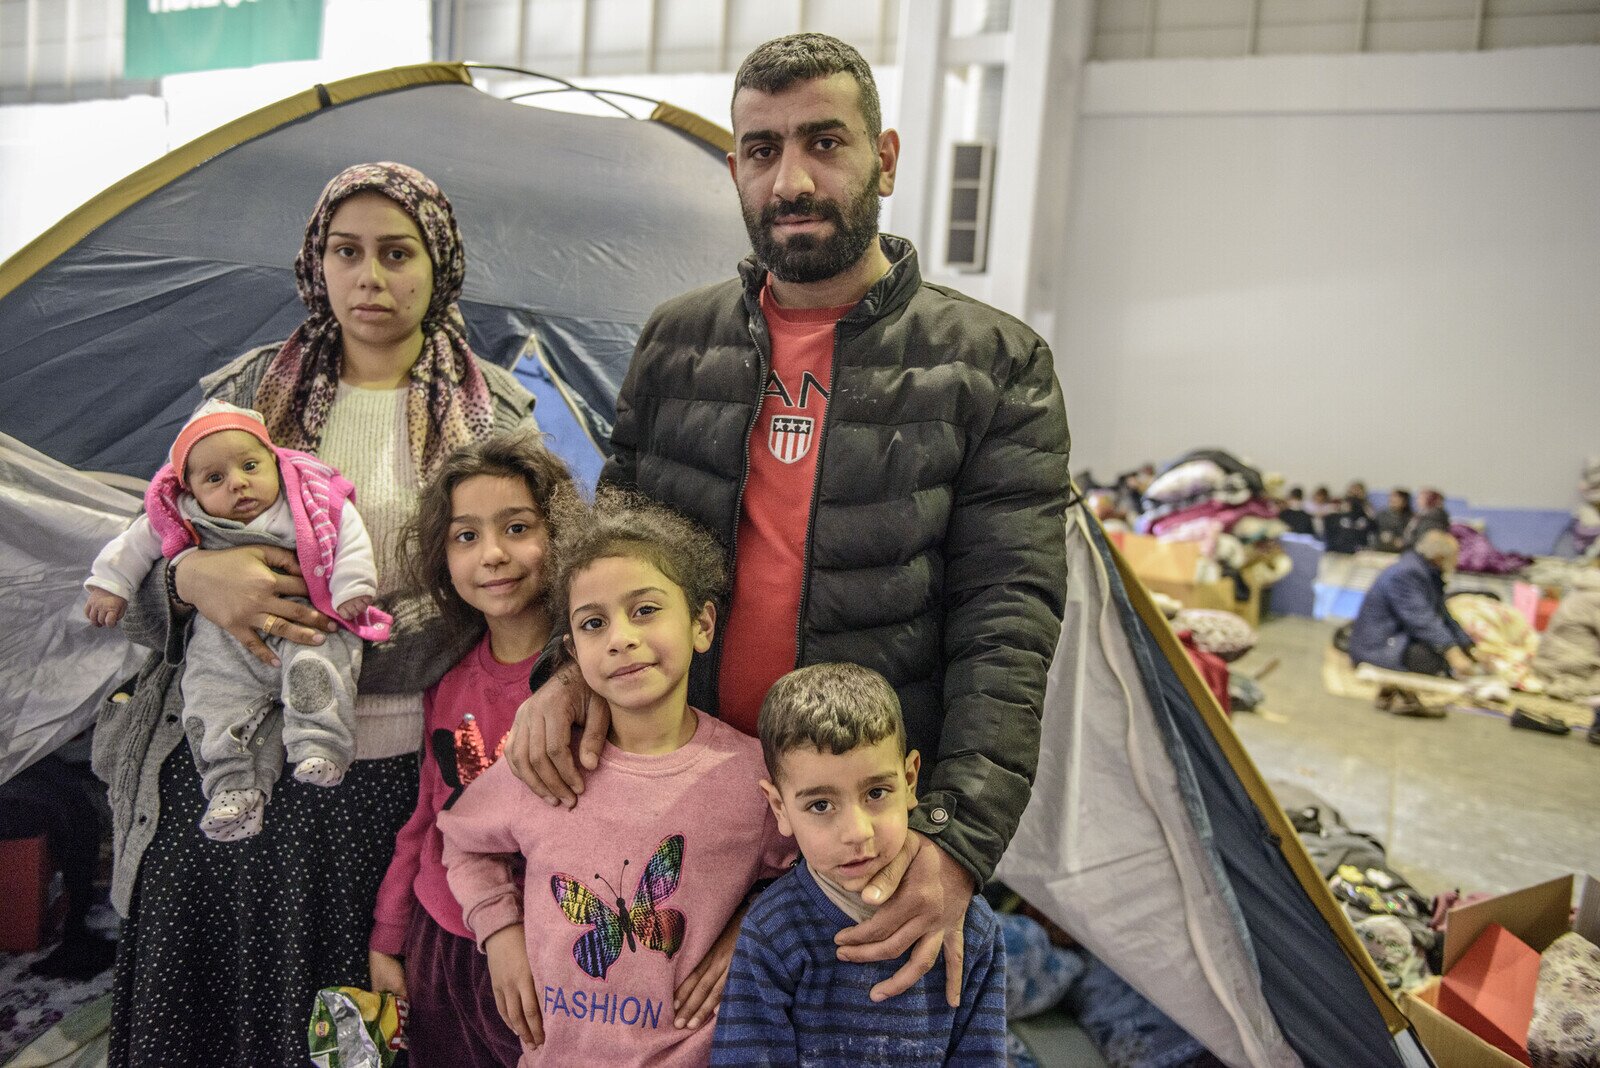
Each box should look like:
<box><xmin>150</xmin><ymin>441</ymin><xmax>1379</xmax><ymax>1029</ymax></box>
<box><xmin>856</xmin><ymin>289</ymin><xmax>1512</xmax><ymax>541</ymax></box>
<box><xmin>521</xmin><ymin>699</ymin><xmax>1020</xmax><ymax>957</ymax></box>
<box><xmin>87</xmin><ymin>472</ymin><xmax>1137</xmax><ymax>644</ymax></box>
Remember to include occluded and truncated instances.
<box><xmin>1172</xmin><ymin>609</ymin><xmax>1257</xmax><ymax>662</ymax></box>
<box><xmin>1447</xmin><ymin>593</ymin><xmax>1541</xmax><ymax>692</ymax></box>
<box><xmin>1173</xmin><ymin>607</ymin><xmax>1266</xmax><ymax>714</ymax></box>
<box><xmin>1531</xmin><ymin>567</ymin><xmax>1600</xmax><ymax>706</ymax></box>
<box><xmin>1527</xmin><ymin>931</ymin><xmax>1600</xmax><ymax>1067</ymax></box>
<box><xmin>1132</xmin><ymin>449</ymin><xmax>1292</xmax><ymax>598</ymax></box>
<box><xmin>1450</xmin><ymin>522</ymin><xmax>1533</xmax><ymax>575</ymax></box>
<box><xmin>1571</xmin><ymin>457</ymin><xmax>1600</xmax><ymax>559</ymax></box>
<box><xmin>1273</xmin><ymin>782</ymin><xmax>1438</xmax><ymax>992</ymax></box>
<box><xmin>997</xmin><ymin>906</ymin><xmax>1223</xmax><ymax>1068</ymax></box>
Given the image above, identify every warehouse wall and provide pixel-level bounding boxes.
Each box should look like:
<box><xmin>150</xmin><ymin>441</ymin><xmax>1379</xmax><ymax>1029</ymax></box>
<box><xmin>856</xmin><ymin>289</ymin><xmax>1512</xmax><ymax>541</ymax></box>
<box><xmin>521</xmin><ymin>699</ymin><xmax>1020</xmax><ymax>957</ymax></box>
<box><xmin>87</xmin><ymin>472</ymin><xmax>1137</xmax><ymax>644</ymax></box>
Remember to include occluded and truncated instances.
<box><xmin>1053</xmin><ymin>45</ymin><xmax>1600</xmax><ymax>509</ymax></box>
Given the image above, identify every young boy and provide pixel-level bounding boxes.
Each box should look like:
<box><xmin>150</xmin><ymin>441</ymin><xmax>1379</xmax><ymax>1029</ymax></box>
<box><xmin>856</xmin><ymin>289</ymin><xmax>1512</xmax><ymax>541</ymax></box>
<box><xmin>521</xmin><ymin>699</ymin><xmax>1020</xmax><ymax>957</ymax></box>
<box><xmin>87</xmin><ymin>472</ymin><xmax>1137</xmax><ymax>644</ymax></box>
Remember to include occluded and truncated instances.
<box><xmin>712</xmin><ymin>662</ymin><xmax>1007</xmax><ymax>1066</ymax></box>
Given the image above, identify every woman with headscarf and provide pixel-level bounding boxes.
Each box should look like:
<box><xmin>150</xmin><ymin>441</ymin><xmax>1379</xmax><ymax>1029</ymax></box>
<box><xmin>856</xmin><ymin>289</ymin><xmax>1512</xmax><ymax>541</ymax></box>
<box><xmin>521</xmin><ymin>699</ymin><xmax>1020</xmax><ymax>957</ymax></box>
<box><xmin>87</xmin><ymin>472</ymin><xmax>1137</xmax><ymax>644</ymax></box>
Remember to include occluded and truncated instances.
<box><xmin>100</xmin><ymin>163</ymin><xmax>537</xmax><ymax>1066</ymax></box>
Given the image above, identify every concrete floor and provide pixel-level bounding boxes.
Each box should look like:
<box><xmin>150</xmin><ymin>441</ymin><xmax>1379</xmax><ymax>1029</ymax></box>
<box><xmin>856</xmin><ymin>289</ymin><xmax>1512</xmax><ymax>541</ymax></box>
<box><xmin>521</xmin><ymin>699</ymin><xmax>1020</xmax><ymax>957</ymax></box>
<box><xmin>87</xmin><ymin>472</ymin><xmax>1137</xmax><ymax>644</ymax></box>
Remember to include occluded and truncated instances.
<box><xmin>1231</xmin><ymin>615</ymin><xmax>1597</xmax><ymax>899</ymax></box>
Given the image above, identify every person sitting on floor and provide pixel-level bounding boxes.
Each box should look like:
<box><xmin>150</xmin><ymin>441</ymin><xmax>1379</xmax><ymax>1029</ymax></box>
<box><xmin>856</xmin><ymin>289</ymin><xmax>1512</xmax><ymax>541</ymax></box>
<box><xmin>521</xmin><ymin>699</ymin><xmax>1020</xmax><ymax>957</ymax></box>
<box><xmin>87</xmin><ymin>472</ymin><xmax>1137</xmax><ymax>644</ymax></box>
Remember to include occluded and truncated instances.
<box><xmin>1531</xmin><ymin>565</ymin><xmax>1600</xmax><ymax>746</ymax></box>
<box><xmin>1374</xmin><ymin>489</ymin><xmax>1413</xmax><ymax>553</ymax></box>
<box><xmin>1348</xmin><ymin>531</ymin><xmax>1479</xmax><ymax>715</ymax></box>
<box><xmin>1323</xmin><ymin>483</ymin><xmax>1376</xmax><ymax>554</ymax></box>
<box><xmin>1278</xmin><ymin>486</ymin><xmax>1316</xmax><ymax>537</ymax></box>
<box><xmin>1307</xmin><ymin>486</ymin><xmax>1334</xmax><ymax>517</ymax></box>
<box><xmin>1405</xmin><ymin>488</ymin><xmax>1451</xmax><ymax>546</ymax></box>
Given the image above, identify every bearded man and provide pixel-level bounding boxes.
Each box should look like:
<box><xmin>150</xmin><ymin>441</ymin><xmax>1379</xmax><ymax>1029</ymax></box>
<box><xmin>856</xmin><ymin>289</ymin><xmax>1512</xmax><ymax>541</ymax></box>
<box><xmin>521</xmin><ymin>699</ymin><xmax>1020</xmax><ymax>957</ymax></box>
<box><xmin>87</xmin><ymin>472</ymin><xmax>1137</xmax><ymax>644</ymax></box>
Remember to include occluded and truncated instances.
<box><xmin>508</xmin><ymin>32</ymin><xmax>1071</xmax><ymax>1015</ymax></box>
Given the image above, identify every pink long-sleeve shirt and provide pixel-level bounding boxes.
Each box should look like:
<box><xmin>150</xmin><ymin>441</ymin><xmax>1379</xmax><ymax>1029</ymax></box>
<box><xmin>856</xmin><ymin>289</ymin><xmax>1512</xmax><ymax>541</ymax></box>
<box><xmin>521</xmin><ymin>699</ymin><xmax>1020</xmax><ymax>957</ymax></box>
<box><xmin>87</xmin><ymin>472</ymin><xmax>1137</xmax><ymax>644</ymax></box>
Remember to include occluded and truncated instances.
<box><xmin>370</xmin><ymin>634</ymin><xmax>537</xmax><ymax>954</ymax></box>
<box><xmin>439</xmin><ymin>709</ymin><xmax>793</xmax><ymax>1068</ymax></box>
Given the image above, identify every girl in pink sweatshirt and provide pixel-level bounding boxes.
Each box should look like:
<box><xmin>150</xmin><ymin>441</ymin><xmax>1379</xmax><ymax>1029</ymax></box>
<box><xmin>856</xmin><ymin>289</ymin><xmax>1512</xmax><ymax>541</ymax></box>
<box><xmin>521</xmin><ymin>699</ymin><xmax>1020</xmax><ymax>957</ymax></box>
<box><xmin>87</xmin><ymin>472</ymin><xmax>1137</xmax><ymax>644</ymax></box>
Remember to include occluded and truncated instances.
<box><xmin>439</xmin><ymin>489</ymin><xmax>792</xmax><ymax>1067</ymax></box>
<box><xmin>367</xmin><ymin>430</ymin><xmax>573</xmax><ymax>1067</ymax></box>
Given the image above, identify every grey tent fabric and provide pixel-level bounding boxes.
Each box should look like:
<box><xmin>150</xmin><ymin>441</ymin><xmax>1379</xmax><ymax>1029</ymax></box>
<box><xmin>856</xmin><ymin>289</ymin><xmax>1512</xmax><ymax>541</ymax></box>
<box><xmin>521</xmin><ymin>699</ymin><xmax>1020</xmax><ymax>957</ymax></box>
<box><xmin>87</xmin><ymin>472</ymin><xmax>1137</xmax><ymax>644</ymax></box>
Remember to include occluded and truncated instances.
<box><xmin>0</xmin><ymin>432</ymin><xmax>146</xmax><ymax>784</ymax></box>
<box><xmin>997</xmin><ymin>507</ymin><xmax>1406</xmax><ymax>1067</ymax></box>
<box><xmin>0</xmin><ymin>78</ymin><xmax>748</xmax><ymax>477</ymax></box>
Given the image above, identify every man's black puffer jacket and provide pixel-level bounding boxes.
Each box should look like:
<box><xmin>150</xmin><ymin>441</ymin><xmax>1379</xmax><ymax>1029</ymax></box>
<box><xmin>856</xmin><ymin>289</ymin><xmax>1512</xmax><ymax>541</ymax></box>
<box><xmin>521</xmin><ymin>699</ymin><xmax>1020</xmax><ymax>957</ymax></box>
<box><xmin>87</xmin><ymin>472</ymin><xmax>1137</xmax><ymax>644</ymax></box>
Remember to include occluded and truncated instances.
<box><xmin>602</xmin><ymin>235</ymin><xmax>1071</xmax><ymax>883</ymax></box>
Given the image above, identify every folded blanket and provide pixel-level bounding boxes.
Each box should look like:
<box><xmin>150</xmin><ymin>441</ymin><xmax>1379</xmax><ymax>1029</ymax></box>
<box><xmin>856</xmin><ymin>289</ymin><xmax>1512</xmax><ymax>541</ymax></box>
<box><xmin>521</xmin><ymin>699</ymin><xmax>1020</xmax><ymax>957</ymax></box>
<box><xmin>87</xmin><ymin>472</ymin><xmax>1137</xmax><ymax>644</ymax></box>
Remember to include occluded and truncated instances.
<box><xmin>1528</xmin><ymin>931</ymin><xmax>1600</xmax><ymax>1067</ymax></box>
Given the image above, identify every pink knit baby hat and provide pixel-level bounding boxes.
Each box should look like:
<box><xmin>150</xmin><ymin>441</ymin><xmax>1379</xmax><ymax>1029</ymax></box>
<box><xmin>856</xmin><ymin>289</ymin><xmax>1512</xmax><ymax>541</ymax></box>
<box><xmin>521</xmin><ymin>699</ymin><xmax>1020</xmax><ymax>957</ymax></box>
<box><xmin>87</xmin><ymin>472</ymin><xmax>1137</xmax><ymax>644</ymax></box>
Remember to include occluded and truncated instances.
<box><xmin>170</xmin><ymin>399</ymin><xmax>274</xmax><ymax>488</ymax></box>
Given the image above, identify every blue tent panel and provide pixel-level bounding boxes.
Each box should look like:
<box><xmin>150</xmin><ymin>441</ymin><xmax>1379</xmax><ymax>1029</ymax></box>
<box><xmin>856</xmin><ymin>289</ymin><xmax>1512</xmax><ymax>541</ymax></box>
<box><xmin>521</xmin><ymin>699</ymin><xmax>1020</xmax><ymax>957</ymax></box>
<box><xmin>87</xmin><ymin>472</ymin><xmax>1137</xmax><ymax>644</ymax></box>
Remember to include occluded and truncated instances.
<box><xmin>513</xmin><ymin>351</ymin><xmax>605</xmax><ymax>491</ymax></box>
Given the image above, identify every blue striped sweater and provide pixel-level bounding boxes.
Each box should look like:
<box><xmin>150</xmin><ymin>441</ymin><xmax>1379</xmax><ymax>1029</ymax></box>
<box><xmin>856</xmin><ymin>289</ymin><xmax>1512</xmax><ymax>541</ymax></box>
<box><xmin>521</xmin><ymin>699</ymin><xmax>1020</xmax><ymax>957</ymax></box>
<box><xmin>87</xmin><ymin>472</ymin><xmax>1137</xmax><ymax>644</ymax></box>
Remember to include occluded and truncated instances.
<box><xmin>710</xmin><ymin>861</ymin><xmax>1007</xmax><ymax>1066</ymax></box>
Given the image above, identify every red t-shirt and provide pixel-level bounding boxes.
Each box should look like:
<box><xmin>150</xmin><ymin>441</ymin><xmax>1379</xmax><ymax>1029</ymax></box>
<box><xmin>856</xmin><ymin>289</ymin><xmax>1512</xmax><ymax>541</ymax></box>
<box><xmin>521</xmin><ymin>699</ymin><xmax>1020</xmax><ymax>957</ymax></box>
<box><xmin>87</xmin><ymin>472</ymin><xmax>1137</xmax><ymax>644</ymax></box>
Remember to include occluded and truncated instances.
<box><xmin>716</xmin><ymin>284</ymin><xmax>851</xmax><ymax>734</ymax></box>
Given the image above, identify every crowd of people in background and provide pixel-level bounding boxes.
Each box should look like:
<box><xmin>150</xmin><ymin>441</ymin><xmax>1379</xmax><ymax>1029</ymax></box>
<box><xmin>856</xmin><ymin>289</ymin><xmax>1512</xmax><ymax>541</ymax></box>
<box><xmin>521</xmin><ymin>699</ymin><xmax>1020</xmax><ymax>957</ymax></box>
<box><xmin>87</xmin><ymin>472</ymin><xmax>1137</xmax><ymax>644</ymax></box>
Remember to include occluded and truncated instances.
<box><xmin>1083</xmin><ymin>456</ymin><xmax>1600</xmax><ymax>745</ymax></box>
<box><xmin>1089</xmin><ymin>462</ymin><xmax>1454</xmax><ymax>558</ymax></box>
<box><xmin>1272</xmin><ymin>481</ymin><xmax>1450</xmax><ymax>555</ymax></box>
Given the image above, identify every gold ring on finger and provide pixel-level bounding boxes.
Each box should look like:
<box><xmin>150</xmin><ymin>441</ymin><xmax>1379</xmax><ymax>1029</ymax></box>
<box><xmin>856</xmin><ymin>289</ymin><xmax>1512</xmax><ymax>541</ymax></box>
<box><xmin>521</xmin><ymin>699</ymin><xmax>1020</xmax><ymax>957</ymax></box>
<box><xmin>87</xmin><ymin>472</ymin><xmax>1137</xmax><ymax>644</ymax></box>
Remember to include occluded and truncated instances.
<box><xmin>263</xmin><ymin>615</ymin><xmax>277</xmax><ymax>636</ymax></box>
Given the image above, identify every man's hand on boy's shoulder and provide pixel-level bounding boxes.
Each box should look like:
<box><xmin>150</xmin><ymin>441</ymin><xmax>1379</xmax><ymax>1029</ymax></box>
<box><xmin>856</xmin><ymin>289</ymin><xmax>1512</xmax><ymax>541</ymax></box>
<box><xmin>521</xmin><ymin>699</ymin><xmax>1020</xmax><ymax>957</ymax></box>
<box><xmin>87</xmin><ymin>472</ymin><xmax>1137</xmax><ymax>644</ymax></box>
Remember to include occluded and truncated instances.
<box><xmin>831</xmin><ymin>831</ymin><xmax>976</xmax><ymax>1007</ymax></box>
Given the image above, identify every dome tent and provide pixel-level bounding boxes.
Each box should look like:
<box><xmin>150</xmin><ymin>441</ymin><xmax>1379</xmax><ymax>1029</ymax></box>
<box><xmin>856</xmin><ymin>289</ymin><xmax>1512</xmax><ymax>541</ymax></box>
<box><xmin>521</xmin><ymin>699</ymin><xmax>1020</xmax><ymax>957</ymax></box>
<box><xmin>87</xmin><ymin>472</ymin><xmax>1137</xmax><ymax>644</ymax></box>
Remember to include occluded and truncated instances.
<box><xmin>0</xmin><ymin>58</ymin><xmax>747</xmax><ymax>840</ymax></box>
<box><xmin>0</xmin><ymin>62</ymin><xmax>747</xmax><ymax>486</ymax></box>
<box><xmin>999</xmin><ymin>507</ymin><xmax>1432</xmax><ymax>1065</ymax></box>
<box><xmin>0</xmin><ymin>65</ymin><xmax>1434</xmax><ymax>1067</ymax></box>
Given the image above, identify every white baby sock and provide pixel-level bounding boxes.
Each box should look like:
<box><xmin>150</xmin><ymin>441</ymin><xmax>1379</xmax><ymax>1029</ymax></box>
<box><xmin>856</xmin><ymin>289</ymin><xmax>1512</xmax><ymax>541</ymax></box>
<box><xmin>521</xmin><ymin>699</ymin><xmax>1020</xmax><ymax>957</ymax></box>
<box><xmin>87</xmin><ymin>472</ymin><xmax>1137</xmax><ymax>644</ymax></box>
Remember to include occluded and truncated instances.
<box><xmin>200</xmin><ymin>788</ymin><xmax>265</xmax><ymax>842</ymax></box>
<box><xmin>293</xmin><ymin>757</ymin><xmax>346</xmax><ymax>787</ymax></box>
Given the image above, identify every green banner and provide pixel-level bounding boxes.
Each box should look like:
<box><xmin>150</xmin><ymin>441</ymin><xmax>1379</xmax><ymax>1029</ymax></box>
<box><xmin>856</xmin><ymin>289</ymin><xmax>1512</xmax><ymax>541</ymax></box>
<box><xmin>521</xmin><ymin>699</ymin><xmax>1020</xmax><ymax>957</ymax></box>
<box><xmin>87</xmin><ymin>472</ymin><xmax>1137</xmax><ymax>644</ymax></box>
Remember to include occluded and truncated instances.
<box><xmin>125</xmin><ymin>0</ymin><xmax>324</xmax><ymax>80</ymax></box>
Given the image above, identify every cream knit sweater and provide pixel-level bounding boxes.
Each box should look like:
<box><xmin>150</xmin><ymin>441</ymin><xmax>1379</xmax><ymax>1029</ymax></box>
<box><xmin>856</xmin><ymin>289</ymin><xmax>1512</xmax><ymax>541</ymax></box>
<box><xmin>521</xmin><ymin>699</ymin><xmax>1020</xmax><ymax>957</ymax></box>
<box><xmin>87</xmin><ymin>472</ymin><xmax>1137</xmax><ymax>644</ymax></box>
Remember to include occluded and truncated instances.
<box><xmin>318</xmin><ymin>383</ymin><xmax>423</xmax><ymax>760</ymax></box>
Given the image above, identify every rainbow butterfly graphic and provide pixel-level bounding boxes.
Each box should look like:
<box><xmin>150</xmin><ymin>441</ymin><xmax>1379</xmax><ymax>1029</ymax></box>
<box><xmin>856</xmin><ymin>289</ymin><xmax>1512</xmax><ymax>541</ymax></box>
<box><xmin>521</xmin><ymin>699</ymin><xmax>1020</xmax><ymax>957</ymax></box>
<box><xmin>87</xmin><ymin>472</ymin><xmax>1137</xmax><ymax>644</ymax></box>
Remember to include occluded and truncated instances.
<box><xmin>551</xmin><ymin>834</ymin><xmax>686</xmax><ymax>980</ymax></box>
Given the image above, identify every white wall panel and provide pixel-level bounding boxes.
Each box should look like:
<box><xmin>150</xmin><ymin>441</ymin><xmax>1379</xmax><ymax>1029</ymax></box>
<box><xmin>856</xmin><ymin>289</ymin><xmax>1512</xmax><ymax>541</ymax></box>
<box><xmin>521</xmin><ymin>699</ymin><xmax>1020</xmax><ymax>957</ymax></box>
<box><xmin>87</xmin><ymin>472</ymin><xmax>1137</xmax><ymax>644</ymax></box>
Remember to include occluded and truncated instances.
<box><xmin>727</xmin><ymin>0</ymin><xmax>802</xmax><ymax>58</ymax></box>
<box><xmin>1484</xmin><ymin>10</ymin><xmax>1600</xmax><ymax>46</ymax></box>
<box><xmin>1053</xmin><ymin>46</ymin><xmax>1600</xmax><ymax>508</ymax></box>
<box><xmin>0</xmin><ymin>95</ymin><xmax>167</xmax><ymax>257</ymax></box>
<box><xmin>654</xmin><ymin>0</ymin><xmax>722</xmax><ymax>71</ymax></box>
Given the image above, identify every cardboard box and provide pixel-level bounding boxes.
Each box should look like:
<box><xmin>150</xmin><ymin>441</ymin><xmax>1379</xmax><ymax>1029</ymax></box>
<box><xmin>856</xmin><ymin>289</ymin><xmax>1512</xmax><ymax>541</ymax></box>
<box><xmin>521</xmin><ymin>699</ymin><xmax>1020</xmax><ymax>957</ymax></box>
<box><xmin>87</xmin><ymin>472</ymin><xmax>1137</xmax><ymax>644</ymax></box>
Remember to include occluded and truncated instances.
<box><xmin>1119</xmin><ymin>533</ymin><xmax>1261</xmax><ymax>626</ymax></box>
<box><xmin>1442</xmin><ymin>876</ymin><xmax>1597</xmax><ymax>974</ymax></box>
<box><xmin>1401</xmin><ymin>979</ymin><xmax>1524</xmax><ymax>1068</ymax></box>
<box><xmin>1119</xmin><ymin>533</ymin><xmax>1202</xmax><ymax>587</ymax></box>
<box><xmin>1142</xmin><ymin>576</ymin><xmax>1261</xmax><ymax>628</ymax></box>
<box><xmin>1402</xmin><ymin>875</ymin><xmax>1600</xmax><ymax>1068</ymax></box>
<box><xmin>1436</xmin><ymin>924</ymin><xmax>1539</xmax><ymax>1063</ymax></box>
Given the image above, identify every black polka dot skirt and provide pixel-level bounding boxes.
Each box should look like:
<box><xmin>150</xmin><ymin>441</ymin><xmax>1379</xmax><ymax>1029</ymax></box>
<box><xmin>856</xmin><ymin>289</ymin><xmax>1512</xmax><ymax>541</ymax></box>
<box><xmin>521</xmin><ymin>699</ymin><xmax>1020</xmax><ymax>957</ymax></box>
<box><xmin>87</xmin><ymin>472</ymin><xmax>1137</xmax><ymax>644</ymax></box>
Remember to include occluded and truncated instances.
<box><xmin>110</xmin><ymin>743</ymin><xmax>417</xmax><ymax>1067</ymax></box>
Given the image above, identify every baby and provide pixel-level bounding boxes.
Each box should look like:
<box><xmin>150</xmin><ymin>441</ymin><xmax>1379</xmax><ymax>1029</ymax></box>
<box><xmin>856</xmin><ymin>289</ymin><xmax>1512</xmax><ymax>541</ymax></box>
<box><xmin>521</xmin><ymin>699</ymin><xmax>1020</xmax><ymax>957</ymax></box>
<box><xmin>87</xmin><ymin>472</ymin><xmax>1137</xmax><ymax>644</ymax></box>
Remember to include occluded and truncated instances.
<box><xmin>85</xmin><ymin>399</ymin><xmax>391</xmax><ymax>841</ymax></box>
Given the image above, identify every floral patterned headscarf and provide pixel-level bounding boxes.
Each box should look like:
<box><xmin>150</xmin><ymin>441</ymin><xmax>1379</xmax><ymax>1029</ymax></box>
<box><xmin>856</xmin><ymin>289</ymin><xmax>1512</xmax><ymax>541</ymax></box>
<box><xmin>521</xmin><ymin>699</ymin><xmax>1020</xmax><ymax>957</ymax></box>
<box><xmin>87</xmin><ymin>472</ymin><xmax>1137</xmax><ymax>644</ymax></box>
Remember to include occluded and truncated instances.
<box><xmin>254</xmin><ymin>162</ymin><xmax>493</xmax><ymax>480</ymax></box>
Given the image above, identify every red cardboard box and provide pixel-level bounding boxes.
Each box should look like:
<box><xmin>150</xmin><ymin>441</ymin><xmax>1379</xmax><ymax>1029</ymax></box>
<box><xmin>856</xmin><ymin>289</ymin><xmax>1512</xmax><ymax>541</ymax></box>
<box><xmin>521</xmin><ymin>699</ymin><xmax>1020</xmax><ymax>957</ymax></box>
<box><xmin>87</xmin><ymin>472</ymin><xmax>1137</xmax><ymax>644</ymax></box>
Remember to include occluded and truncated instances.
<box><xmin>1401</xmin><ymin>980</ymin><xmax>1524</xmax><ymax>1068</ymax></box>
<box><xmin>1406</xmin><ymin>876</ymin><xmax>1600</xmax><ymax>1067</ymax></box>
<box><xmin>1437</xmin><ymin>924</ymin><xmax>1540</xmax><ymax>1064</ymax></box>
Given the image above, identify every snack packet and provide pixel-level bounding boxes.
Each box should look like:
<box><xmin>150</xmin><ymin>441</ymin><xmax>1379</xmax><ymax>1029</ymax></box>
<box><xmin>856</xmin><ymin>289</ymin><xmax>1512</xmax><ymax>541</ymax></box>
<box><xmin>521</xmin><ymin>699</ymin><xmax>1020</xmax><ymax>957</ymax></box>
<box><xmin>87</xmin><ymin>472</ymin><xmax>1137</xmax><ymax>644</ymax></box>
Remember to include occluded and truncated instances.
<box><xmin>307</xmin><ymin>986</ymin><xmax>407</xmax><ymax>1067</ymax></box>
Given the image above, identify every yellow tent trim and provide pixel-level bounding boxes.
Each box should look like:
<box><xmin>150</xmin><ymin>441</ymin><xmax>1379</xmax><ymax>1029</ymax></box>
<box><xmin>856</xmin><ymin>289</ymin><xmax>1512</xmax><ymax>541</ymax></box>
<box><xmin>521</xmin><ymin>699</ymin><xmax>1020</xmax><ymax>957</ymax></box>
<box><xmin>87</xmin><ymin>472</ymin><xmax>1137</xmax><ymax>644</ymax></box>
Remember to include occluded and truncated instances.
<box><xmin>0</xmin><ymin>63</ymin><xmax>472</xmax><ymax>302</ymax></box>
<box><xmin>650</xmin><ymin>101</ymin><xmax>733</xmax><ymax>154</ymax></box>
<box><xmin>1110</xmin><ymin>541</ymin><xmax>1411</xmax><ymax>1035</ymax></box>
